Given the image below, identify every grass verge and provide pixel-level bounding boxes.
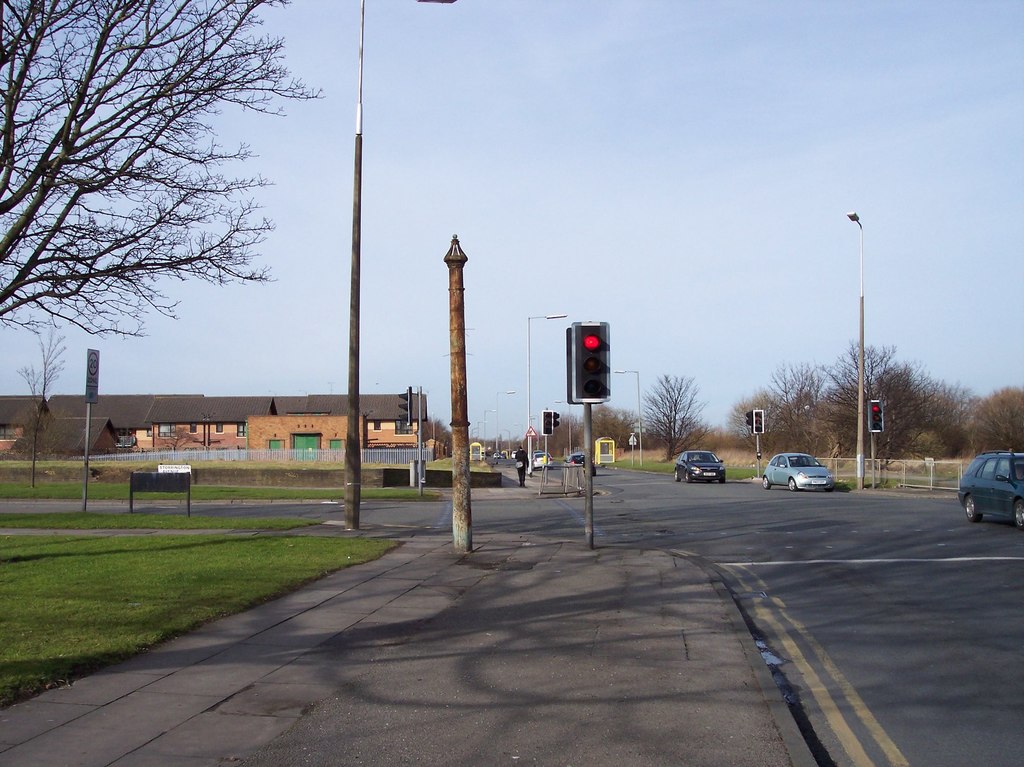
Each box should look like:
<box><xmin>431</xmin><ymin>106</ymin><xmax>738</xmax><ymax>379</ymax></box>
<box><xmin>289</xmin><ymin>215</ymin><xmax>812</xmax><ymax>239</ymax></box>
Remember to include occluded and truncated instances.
<box><xmin>0</xmin><ymin>482</ymin><xmax>437</xmax><ymax>501</ymax></box>
<box><xmin>0</xmin><ymin>534</ymin><xmax>397</xmax><ymax>706</ymax></box>
<box><xmin>0</xmin><ymin>513</ymin><xmax>318</xmax><ymax>530</ymax></box>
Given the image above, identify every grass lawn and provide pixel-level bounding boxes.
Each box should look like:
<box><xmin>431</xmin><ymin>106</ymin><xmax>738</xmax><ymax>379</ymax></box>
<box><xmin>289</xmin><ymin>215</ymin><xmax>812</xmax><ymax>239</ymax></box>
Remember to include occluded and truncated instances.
<box><xmin>0</xmin><ymin>513</ymin><xmax>319</xmax><ymax>530</ymax></box>
<box><xmin>0</xmin><ymin>482</ymin><xmax>436</xmax><ymax>501</ymax></box>
<box><xmin>0</xmin><ymin>533</ymin><xmax>397</xmax><ymax>706</ymax></box>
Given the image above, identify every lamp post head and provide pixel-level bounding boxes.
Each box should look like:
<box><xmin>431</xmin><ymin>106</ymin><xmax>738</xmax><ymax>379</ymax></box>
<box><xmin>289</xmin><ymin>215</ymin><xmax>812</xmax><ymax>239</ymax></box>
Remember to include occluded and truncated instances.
<box><xmin>847</xmin><ymin>211</ymin><xmax>860</xmax><ymax>223</ymax></box>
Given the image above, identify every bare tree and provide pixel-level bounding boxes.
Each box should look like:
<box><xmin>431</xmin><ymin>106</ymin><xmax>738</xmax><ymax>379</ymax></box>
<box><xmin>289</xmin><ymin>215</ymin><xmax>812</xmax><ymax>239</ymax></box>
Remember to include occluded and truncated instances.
<box><xmin>822</xmin><ymin>343</ymin><xmax>950</xmax><ymax>459</ymax></box>
<box><xmin>972</xmin><ymin>387</ymin><xmax>1024</xmax><ymax>452</ymax></box>
<box><xmin>0</xmin><ymin>0</ymin><xmax>316</xmax><ymax>335</ymax></box>
<box><xmin>643</xmin><ymin>374</ymin><xmax>708</xmax><ymax>460</ymax></box>
<box><xmin>591</xmin><ymin>406</ymin><xmax>636</xmax><ymax>454</ymax></box>
<box><xmin>17</xmin><ymin>326</ymin><xmax>65</xmax><ymax>486</ymax></box>
<box><xmin>764</xmin><ymin>362</ymin><xmax>830</xmax><ymax>455</ymax></box>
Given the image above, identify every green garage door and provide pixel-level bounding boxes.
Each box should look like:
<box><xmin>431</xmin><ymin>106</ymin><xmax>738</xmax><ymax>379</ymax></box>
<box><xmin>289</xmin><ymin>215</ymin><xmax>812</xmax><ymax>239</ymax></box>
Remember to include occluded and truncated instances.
<box><xmin>293</xmin><ymin>434</ymin><xmax>320</xmax><ymax>459</ymax></box>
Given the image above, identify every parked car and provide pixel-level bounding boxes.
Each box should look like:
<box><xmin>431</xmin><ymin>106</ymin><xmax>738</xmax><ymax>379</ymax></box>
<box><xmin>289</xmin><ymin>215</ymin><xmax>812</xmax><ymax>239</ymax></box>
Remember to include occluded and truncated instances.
<box><xmin>674</xmin><ymin>451</ymin><xmax>725</xmax><ymax>483</ymax></box>
<box><xmin>532</xmin><ymin>451</ymin><xmax>552</xmax><ymax>470</ymax></box>
<box><xmin>958</xmin><ymin>451</ymin><xmax>1024</xmax><ymax>529</ymax></box>
<box><xmin>762</xmin><ymin>453</ymin><xmax>834</xmax><ymax>492</ymax></box>
<box><xmin>567</xmin><ymin>451</ymin><xmax>597</xmax><ymax>476</ymax></box>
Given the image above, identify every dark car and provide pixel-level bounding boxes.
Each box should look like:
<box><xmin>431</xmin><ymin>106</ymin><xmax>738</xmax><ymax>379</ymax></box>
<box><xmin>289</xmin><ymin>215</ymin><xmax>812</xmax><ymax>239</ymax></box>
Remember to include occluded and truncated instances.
<box><xmin>674</xmin><ymin>451</ymin><xmax>725</xmax><ymax>483</ymax></box>
<box><xmin>958</xmin><ymin>451</ymin><xmax>1024</xmax><ymax>529</ymax></box>
<box><xmin>567</xmin><ymin>451</ymin><xmax>596</xmax><ymax>476</ymax></box>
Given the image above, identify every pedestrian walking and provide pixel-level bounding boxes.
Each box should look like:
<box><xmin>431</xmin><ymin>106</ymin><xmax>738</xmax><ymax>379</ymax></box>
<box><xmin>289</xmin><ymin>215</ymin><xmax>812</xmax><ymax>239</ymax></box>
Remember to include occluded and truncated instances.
<box><xmin>513</xmin><ymin>445</ymin><xmax>528</xmax><ymax>487</ymax></box>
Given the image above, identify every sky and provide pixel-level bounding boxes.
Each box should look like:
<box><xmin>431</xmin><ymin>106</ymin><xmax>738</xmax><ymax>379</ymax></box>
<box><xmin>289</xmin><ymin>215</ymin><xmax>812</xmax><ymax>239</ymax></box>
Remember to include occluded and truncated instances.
<box><xmin>2</xmin><ymin>0</ymin><xmax>1022</xmax><ymax>443</ymax></box>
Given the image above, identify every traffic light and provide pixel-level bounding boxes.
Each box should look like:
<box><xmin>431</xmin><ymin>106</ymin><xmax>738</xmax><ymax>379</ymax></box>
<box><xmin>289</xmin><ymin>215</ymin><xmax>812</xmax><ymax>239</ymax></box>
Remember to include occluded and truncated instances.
<box><xmin>542</xmin><ymin>409</ymin><xmax>554</xmax><ymax>435</ymax></box>
<box><xmin>752</xmin><ymin>409</ymin><xmax>765</xmax><ymax>434</ymax></box>
<box><xmin>551</xmin><ymin>411</ymin><xmax>560</xmax><ymax>430</ymax></box>
<box><xmin>869</xmin><ymin>400</ymin><xmax>884</xmax><ymax>433</ymax></box>
<box><xmin>399</xmin><ymin>386</ymin><xmax>413</xmax><ymax>426</ymax></box>
<box><xmin>745</xmin><ymin>410</ymin><xmax>754</xmax><ymax>434</ymax></box>
<box><xmin>566</xmin><ymin>322</ymin><xmax>611</xmax><ymax>404</ymax></box>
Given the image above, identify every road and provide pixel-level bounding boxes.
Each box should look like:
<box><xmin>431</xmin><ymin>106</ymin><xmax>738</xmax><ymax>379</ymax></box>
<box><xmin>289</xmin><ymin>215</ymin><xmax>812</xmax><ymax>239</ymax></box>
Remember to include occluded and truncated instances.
<box><xmin>98</xmin><ymin>467</ymin><xmax>1024</xmax><ymax>766</ymax></box>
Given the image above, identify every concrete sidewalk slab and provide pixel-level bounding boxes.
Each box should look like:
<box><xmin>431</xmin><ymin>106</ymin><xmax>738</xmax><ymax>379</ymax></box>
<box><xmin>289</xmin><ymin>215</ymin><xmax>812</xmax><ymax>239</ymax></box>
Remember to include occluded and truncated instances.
<box><xmin>0</xmin><ymin>532</ymin><xmax>812</xmax><ymax>767</ymax></box>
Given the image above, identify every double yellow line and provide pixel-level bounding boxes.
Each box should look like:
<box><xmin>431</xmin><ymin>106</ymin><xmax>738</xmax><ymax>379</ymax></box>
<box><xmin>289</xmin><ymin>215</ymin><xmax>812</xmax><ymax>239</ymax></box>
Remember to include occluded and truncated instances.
<box><xmin>730</xmin><ymin>565</ymin><xmax>909</xmax><ymax>767</ymax></box>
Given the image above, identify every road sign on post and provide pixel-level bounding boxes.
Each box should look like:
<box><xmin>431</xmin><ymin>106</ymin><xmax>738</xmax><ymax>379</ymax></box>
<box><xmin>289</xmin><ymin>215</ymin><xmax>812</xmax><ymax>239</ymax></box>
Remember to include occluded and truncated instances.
<box><xmin>85</xmin><ymin>349</ymin><xmax>100</xmax><ymax>404</ymax></box>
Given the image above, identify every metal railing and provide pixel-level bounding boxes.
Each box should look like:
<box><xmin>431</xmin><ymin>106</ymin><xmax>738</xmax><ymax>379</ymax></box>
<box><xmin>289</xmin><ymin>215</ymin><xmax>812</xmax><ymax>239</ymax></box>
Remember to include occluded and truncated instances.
<box><xmin>819</xmin><ymin>457</ymin><xmax>963</xmax><ymax>491</ymax></box>
<box><xmin>89</xmin><ymin>447</ymin><xmax>434</xmax><ymax>465</ymax></box>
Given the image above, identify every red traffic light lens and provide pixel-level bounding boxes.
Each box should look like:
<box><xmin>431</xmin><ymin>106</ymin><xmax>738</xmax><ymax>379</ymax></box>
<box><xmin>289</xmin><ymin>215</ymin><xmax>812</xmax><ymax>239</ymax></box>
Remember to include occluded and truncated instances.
<box><xmin>582</xmin><ymin>334</ymin><xmax>601</xmax><ymax>351</ymax></box>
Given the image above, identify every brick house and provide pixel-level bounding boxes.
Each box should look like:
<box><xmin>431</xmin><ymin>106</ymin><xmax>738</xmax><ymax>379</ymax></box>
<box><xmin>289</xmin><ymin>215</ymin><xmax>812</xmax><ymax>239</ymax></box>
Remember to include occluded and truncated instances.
<box><xmin>2</xmin><ymin>392</ymin><xmax>427</xmax><ymax>454</ymax></box>
<box><xmin>248</xmin><ymin>393</ymin><xmax>427</xmax><ymax>451</ymax></box>
<box><xmin>0</xmin><ymin>396</ymin><xmax>44</xmax><ymax>451</ymax></box>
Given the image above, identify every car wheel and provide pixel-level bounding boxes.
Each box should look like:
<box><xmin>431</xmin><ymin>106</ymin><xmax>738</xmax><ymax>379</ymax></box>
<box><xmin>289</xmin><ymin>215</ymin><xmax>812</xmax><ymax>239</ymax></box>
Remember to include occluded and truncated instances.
<box><xmin>1014</xmin><ymin>499</ymin><xmax>1024</xmax><ymax>530</ymax></box>
<box><xmin>685</xmin><ymin>471</ymin><xmax>693</xmax><ymax>483</ymax></box>
<box><xmin>788</xmin><ymin>477</ymin><xmax>798</xmax><ymax>492</ymax></box>
<box><xmin>963</xmin><ymin>495</ymin><xmax>982</xmax><ymax>523</ymax></box>
<box><xmin>718</xmin><ymin>476</ymin><xmax>725</xmax><ymax>484</ymax></box>
<box><xmin>674</xmin><ymin>469</ymin><xmax>681</xmax><ymax>482</ymax></box>
<box><xmin>762</xmin><ymin>476</ymin><xmax>771</xmax><ymax>490</ymax></box>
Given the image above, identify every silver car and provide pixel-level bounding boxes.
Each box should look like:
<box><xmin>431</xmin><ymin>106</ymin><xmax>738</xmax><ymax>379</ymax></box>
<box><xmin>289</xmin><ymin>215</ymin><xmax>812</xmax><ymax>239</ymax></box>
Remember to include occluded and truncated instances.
<box><xmin>762</xmin><ymin>453</ymin><xmax>835</xmax><ymax>492</ymax></box>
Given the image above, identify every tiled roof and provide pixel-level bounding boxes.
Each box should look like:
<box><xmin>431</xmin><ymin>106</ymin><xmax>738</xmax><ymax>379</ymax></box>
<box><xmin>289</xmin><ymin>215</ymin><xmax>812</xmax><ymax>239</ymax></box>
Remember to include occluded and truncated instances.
<box><xmin>1</xmin><ymin>393</ymin><xmax>427</xmax><ymax>427</ymax></box>
<box><xmin>47</xmin><ymin>394</ymin><xmax>161</xmax><ymax>427</ymax></box>
<box><xmin>0</xmin><ymin>396</ymin><xmax>44</xmax><ymax>423</ymax></box>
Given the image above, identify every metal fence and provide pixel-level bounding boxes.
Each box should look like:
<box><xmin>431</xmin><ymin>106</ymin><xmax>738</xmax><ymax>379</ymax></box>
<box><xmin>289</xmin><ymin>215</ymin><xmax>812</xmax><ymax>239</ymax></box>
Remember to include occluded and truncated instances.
<box><xmin>819</xmin><ymin>457</ymin><xmax>963</xmax><ymax>491</ymax></box>
<box><xmin>89</xmin><ymin>447</ymin><xmax>434</xmax><ymax>465</ymax></box>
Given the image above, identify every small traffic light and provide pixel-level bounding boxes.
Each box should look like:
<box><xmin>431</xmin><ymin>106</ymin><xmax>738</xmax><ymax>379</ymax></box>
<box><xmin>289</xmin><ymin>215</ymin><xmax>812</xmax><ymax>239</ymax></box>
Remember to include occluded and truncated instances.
<box><xmin>399</xmin><ymin>386</ymin><xmax>413</xmax><ymax>426</ymax></box>
<box><xmin>541</xmin><ymin>410</ymin><xmax>554</xmax><ymax>435</ymax></box>
<box><xmin>745</xmin><ymin>410</ymin><xmax>754</xmax><ymax>434</ymax></box>
<box><xmin>752</xmin><ymin>409</ymin><xmax>765</xmax><ymax>434</ymax></box>
<box><xmin>551</xmin><ymin>411</ymin><xmax>560</xmax><ymax>430</ymax></box>
<box><xmin>869</xmin><ymin>400</ymin><xmax>884</xmax><ymax>433</ymax></box>
<box><xmin>567</xmin><ymin>322</ymin><xmax>611</xmax><ymax>404</ymax></box>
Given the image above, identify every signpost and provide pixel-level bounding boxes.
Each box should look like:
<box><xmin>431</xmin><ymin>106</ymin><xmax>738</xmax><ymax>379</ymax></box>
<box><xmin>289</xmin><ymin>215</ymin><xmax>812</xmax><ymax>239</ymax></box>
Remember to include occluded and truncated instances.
<box><xmin>82</xmin><ymin>349</ymin><xmax>100</xmax><ymax>511</ymax></box>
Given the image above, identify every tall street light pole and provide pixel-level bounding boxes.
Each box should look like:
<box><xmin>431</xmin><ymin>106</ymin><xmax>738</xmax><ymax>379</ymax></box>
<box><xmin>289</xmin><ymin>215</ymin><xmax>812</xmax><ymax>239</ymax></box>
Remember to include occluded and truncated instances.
<box><xmin>496</xmin><ymin>390</ymin><xmax>515</xmax><ymax>453</ymax></box>
<box><xmin>345</xmin><ymin>0</ymin><xmax>459</xmax><ymax>530</ymax></box>
<box><xmin>848</xmin><ymin>211</ymin><xmax>865</xmax><ymax>491</ymax></box>
<box><xmin>614</xmin><ymin>369</ymin><xmax>643</xmax><ymax>466</ymax></box>
<box><xmin>526</xmin><ymin>313</ymin><xmax>567</xmax><ymax>473</ymax></box>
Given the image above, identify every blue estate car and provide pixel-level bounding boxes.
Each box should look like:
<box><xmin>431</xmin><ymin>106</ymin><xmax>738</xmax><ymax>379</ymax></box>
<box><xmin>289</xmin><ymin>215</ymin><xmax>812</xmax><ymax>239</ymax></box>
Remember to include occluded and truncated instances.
<box><xmin>958</xmin><ymin>451</ymin><xmax>1024</xmax><ymax>529</ymax></box>
<box><xmin>762</xmin><ymin>453</ymin><xmax>834</xmax><ymax>492</ymax></box>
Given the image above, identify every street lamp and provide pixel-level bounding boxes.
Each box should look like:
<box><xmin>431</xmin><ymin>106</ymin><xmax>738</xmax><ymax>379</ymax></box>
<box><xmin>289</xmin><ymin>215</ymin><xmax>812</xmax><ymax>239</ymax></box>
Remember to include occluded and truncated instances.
<box><xmin>614</xmin><ymin>369</ymin><xmax>643</xmax><ymax>465</ymax></box>
<box><xmin>345</xmin><ymin>0</ymin><xmax>460</xmax><ymax>530</ymax></box>
<box><xmin>481</xmin><ymin>409</ymin><xmax>495</xmax><ymax>445</ymax></box>
<box><xmin>526</xmin><ymin>313</ymin><xmax>567</xmax><ymax>473</ymax></box>
<box><xmin>495</xmin><ymin>390</ymin><xmax>516</xmax><ymax>453</ymax></box>
<box><xmin>847</xmin><ymin>211</ymin><xmax>865</xmax><ymax>490</ymax></box>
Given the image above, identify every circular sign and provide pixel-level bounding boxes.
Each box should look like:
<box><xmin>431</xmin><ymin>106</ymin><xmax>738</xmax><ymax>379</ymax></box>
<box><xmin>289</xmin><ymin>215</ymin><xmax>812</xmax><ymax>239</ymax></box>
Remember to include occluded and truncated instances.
<box><xmin>87</xmin><ymin>350</ymin><xmax>99</xmax><ymax>376</ymax></box>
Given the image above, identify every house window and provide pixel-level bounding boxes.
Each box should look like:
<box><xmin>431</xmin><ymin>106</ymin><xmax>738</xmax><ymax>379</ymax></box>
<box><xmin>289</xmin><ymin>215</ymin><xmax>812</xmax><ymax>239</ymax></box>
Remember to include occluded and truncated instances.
<box><xmin>268</xmin><ymin>439</ymin><xmax>284</xmax><ymax>450</ymax></box>
<box><xmin>329</xmin><ymin>439</ymin><xmax>342</xmax><ymax>449</ymax></box>
<box><xmin>189</xmin><ymin>423</ymin><xmax>198</xmax><ymax>434</ymax></box>
<box><xmin>157</xmin><ymin>423</ymin><xmax>173</xmax><ymax>437</ymax></box>
<box><xmin>237</xmin><ymin>422</ymin><xmax>247</xmax><ymax>436</ymax></box>
<box><xmin>395</xmin><ymin>420</ymin><xmax>413</xmax><ymax>435</ymax></box>
<box><xmin>372</xmin><ymin>420</ymin><xmax>382</xmax><ymax>431</ymax></box>
<box><xmin>0</xmin><ymin>424</ymin><xmax>17</xmax><ymax>439</ymax></box>
<box><xmin>215</xmin><ymin>423</ymin><xmax>224</xmax><ymax>434</ymax></box>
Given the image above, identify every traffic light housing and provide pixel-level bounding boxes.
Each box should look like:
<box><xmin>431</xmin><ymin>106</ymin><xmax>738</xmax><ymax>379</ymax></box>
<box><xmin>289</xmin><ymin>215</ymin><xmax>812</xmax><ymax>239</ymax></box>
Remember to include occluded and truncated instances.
<box><xmin>541</xmin><ymin>410</ymin><xmax>561</xmax><ymax>435</ymax></box>
<box><xmin>869</xmin><ymin>400</ymin><xmax>884</xmax><ymax>433</ymax></box>
<box><xmin>752</xmin><ymin>409</ymin><xmax>765</xmax><ymax>434</ymax></box>
<box><xmin>745</xmin><ymin>410</ymin><xmax>754</xmax><ymax>434</ymax></box>
<box><xmin>399</xmin><ymin>386</ymin><xmax>413</xmax><ymax>426</ymax></box>
<box><xmin>566</xmin><ymin>322</ymin><xmax>611</xmax><ymax>404</ymax></box>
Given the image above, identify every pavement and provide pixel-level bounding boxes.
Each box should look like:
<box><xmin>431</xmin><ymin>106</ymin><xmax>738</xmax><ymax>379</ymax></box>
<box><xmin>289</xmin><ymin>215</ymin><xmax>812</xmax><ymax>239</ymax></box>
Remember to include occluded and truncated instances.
<box><xmin>0</xmin><ymin>474</ymin><xmax>816</xmax><ymax>767</ymax></box>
